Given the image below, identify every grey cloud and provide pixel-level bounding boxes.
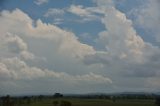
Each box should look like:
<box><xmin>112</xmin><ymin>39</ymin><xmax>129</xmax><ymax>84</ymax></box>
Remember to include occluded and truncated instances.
<box><xmin>0</xmin><ymin>57</ymin><xmax>112</xmax><ymax>95</ymax></box>
<box><xmin>5</xmin><ymin>33</ymin><xmax>27</xmax><ymax>53</ymax></box>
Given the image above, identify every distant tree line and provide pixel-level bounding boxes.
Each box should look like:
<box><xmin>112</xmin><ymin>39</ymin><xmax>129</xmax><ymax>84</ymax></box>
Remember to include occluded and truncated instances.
<box><xmin>65</xmin><ymin>94</ymin><xmax>155</xmax><ymax>100</ymax></box>
<box><xmin>0</xmin><ymin>93</ymin><xmax>66</xmax><ymax>106</ymax></box>
<box><xmin>0</xmin><ymin>93</ymin><xmax>160</xmax><ymax>106</ymax></box>
<box><xmin>156</xmin><ymin>96</ymin><xmax>160</xmax><ymax>106</ymax></box>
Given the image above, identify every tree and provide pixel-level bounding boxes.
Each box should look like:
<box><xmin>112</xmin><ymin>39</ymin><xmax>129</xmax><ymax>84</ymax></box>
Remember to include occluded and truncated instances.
<box><xmin>27</xmin><ymin>97</ymin><xmax>31</xmax><ymax>105</ymax></box>
<box><xmin>38</xmin><ymin>95</ymin><xmax>44</xmax><ymax>101</ymax></box>
<box><xmin>2</xmin><ymin>95</ymin><xmax>15</xmax><ymax>106</ymax></box>
<box><xmin>3</xmin><ymin>95</ymin><xmax>11</xmax><ymax>106</ymax></box>
<box><xmin>53</xmin><ymin>93</ymin><xmax>63</xmax><ymax>98</ymax></box>
<box><xmin>156</xmin><ymin>96</ymin><xmax>160</xmax><ymax>106</ymax></box>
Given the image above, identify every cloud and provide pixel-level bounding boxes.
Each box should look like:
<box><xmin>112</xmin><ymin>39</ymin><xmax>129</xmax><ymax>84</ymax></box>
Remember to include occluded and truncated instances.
<box><xmin>0</xmin><ymin>32</ymin><xmax>34</xmax><ymax>61</ymax></box>
<box><xmin>129</xmin><ymin>0</ymin><xmax>160</xmax><ymax>42</ymax></box>
<box><xmin>147</xmin><ymin>77</ymin><xmax>160</xmax><ymax>90</ymax></box>
<box><xmin>85</xmin><ymin>0</ymin><xmax>153</xmax><ymax>64</ymax></box>
<box><xmin>4</xmin><ymin>33</ymin><xmax>27</xmax><ymax>53</ymax></box>
<box><xmin>44</xmin><ymin>5</ymin><xmax>100</xmax><ymax>23</ymax></box>
<box><xmin>68</xmin><ymin>5</ymin><xmax>91</xmax><ymax>17</ymax></box>
<box><xmin>0</xmin><ymin>8</ymin><xmax>113</xmax><ymax>94</ymax></box>
<box><xmin>44</xmin><ymin>8</ymin><xmax>65</xmax><ymax>25</ymax></box>
<box><xmin>1</xmin><ymin>0</ymin><xmax>160</xmax><ymax>94</ymax></box>
<box><xmin>0</xmin><ymin>62</ymin><xmax>12</xmax><ymax>80</ymax></box>
<box><xmin>0</xmin><ymin>57</ymin><xmax>112</xmax><ymax>84</ymax></box>
<box><xmin>0</xmin><ymin>9</ymin><xmax>95</xmax><ymax>59</ymax></box>
<box><xmin>44</xmin><ymin>8</ymin><xmax>65</xmax><ymax>17</ymax></box>
<box><xmin>83</xmin><ymin>0</ymin><xmax>160</xmax><ymax>90</ymax></box>
<box><xmin>34</xmin><ymin>0</ymin><xmax>49</xmax><ymax>5</ymax></box>
<box><xmin>0</xmin><ymin>57</ymin><xmax>112</xmax><ymax>94</ymax></box>
<box><xmin>20</xmin><ymin>51</ymin><xmax>35</xmax><ymax>60</ymax></box>
<box><xmin>90</xmin><ymin>0</ymin><xmax>159</xmax><ymax>63</ymax></box>
<box><xmin>52</xmin><ymin>18</ymin><xmax>64</xmax><ymax>25</ymax></box>
<box><xmin>67</xmin><ymin>5</ymin><xmax>100</xmax><ymax>22</ymax></box>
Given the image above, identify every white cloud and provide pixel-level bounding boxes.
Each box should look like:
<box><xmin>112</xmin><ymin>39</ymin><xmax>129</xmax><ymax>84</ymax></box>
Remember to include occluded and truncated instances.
<box><xmin>129</xmin><ymin>0</ymin><xmax>160</xmax><ymax>42</ymax></box>
<box><xmin>34</xmin><ymin>0</ymin><xmax>49</xmax><ymax>5</ymax></box>
<box><xmin>0</xmin><ymin>9</ymin><xmax>95</xmax><ymax>59</ymax></box>
<box><xmin>1</xmin><ymin>0</ymin><xmax>160</xmax><ymax>94</ymax></box>
<box><xmin>44</xmin><ymin>8</ymin><xmax>65</xmax><ymax>25</ymax></box>
<box><xmin>68</xmin><ymin>5</ymin><xmax>91</xmax><ymax>17</ymax></box>
<box><xmin>86</xmin><ymin>0</ymin><xmax>155</xmax><ymax>63</ymax></box>
<box><xmin>83</xmin><ymin>0</ymin><xmax>160</xmax><ymax>91</ymax></box>
<box><xmin>0</xmin><ymin>8</ymin><xmax>113</xmax><ymax>94</ymax></box>
<box><xmin>52</xmin><ymin>18</ymin><xmax>64</xmax><ymax>25</ymax></box>
<box><xmin>44</xmin><ymin>8</ymin><xmax>65</xmax><ymax>17</ymax></box>
<box><xmin>67</xmin><ymin>5</ymin><xmax>100</xmax><ymax>22</ymax></box>
<box><xmin>44</xmin><ymin>5</ymin><xmax>100</xmax><ymax>23</ymax></box>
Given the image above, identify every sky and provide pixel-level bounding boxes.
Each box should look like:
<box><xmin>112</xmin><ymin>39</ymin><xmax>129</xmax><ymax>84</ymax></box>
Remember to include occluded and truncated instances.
<box><xmin>0</xmin><ymin>0</ymin><xmax>160</xmax><ymax>95</ymax></box>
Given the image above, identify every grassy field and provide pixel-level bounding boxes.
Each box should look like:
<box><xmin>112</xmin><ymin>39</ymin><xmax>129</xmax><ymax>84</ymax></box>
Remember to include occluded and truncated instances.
<box><xmin>13</xmin><ymin>98</ymin><xmax>156</xmax><ymax>106</ymax></box>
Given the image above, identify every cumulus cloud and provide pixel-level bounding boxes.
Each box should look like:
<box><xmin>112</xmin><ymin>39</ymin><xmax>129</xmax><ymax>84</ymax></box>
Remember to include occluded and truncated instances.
<box><xmin>0</xmin><ymin>62</ymin><xmax>12</xmax><ymax>80</ymax></box>
<box><xmin>85</xmin><ymin>0</ymin><xmax>160</xmax><ymax>66</ymax></box>
<box><xmin>4</xmin><ymin>33</ymin><xmax>27</xmax><ymax>53</ymax></box>
<box><xmin>0</xmin><ymin>9</ymin><xmax>95</xmax><ymax>59</ymax></box>
<box><xmin>0</xmin><ymin>32</ymin><xmax>34</xmax><ymax>61</ymax></box>
<box><xmin>82</xmin><ymin>0</ymin><xmax>160</xmax><ymax>90</ymax></box>
<box><xmin>129</xmin><ymin>0</ymin><xmax>160</xmax><ymax>42</ymax></box>
<box><xmin>1</xmin><ymin>0</ymin><xmax>160</xmax><ymax>94</ymax></box>
<box><xmin>20</xmin><ymin>51</ymin><xmax>35</xmax><ymax>60</ymax></box>
<box><xmin>0</xmin><ymin>57</ymin><xmax>112</xmax><ymax>95</ymax></box>
<box><xmin>0</xmin><ymin>57</ymin><xmax>112</xmax><ymax>84</ymax></box>
<box><xmin>0</xmin><ymin>8</ymin><xmax>113</xmax><ymax>94</ymax></box>
<box><xmin>80</xmin><ymin>0</ymin><xmax>153</xmax><ymax>64</ymax></box>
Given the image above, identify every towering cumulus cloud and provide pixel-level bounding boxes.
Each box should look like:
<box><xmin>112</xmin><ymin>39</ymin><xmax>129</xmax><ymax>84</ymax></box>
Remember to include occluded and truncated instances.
<box><xmin>0</xmin><ymin>9</ymin><xmax>111</xmax><ymax>94</ymax></box>
<box><xmin>130</xmin><ymin>0</ymin><xmax>160</xmax><ymax>42</ymax></box>
<box><xmin>84</xmin><ymin>0</ymin><xmax>160</xmax><ymax>91</ymax></box>
<box><xmin>0</xmin><ymin>0</ymin><xmax>160</xmax><ymax>94</ymax></box>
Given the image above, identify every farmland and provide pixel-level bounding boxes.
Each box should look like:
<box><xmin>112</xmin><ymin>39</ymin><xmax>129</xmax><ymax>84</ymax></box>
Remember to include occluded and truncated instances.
<box><xmin>20</xmin><ymin>98</ymin><xmax>156</xmax><ymax>106</ymax></box>
<box><xmin>0</xmin><ymin>95</ymin><xmax>158</xmax><ymax>106</ymax></box>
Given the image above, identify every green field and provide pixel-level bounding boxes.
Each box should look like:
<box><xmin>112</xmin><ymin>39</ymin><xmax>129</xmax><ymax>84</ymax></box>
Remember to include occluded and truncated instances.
<box><xmin>13</xmin><ymin>98</ymin><xmax>156</xmax><ymax>106</ymax></box>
